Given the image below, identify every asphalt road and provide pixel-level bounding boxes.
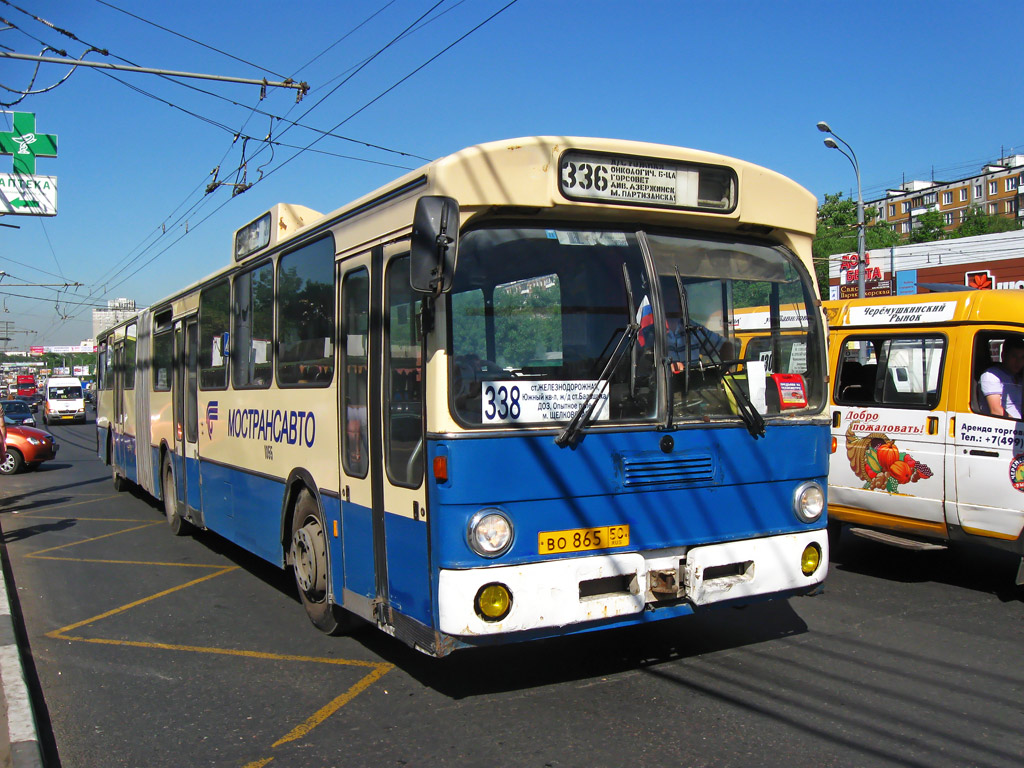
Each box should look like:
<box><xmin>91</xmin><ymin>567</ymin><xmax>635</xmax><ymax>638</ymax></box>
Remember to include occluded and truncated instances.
<box><xmin>1</xmin><ymin>419</ymin><xmax>1022</xmax><ymax>768</ymax></box>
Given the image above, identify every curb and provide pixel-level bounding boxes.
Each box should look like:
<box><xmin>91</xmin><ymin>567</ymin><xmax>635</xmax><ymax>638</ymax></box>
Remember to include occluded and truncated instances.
<box><xmin>0</xmin><ymin>552</ymin><xmax>43</xmax><ymax>768</ymax></box>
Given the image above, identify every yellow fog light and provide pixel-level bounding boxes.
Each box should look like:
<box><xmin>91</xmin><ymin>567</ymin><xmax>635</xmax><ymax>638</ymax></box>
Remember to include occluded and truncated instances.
<box><xmin>801</xmin><ymin>543</ymin><xmax>822</xmax><ymax>576</ymax></box>
<box><xmin>475</xmin><ymin>583</ymin><xmax>512</xmax><ymax>621</ymax></box>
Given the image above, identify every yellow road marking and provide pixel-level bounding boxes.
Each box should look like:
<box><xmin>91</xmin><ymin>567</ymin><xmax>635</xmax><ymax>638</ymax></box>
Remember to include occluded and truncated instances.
<box><xmin>47</xmin><ymin>566</ymin><xmax>239</xmax><ymax>637</ymax></box>
<box><xmin>48</xmin><ymin>633</ymin><xmax>391</xmax><ymax>671</ymax></box>
<box><xmin>26</xmin><ymin>520</ymin><xmax>393</xmax><ymax>763</ymax></box>
<box><xmin>19</xmin><ymin>515</ymin><xmax>163</xmax><ymax>523</ymax></box>
<box><xmin>5</xmin><ymin>494</ymin><xmax>122</xmax><ymax>515</ymax></box>
<box><xmin>30</xmin><ymin>556</ymin><xmax>228</xmax><ymax>568</ymax></box>
<box><xmin>272</xmin><ymin>663</ymin><xmax>393</xmax><ymax>747</ymax></box>
<box><xmin>29</xmin><ymin>521</ymin><xmax>163</xmax><ymax>556</ymax></box>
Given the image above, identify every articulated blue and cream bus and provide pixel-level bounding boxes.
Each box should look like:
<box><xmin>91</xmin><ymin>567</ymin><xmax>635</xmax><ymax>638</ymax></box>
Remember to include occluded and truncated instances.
<box><xmin>97</xmin><ymin>137</ymin><xmax>829</xmax><ymax>656</ymax></box>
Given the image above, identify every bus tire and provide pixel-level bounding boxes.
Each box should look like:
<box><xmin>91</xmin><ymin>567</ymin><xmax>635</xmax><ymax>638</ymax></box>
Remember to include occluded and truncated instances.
<box><xmin>112</xmin><ymin>467</ymin><xmax>126</xmax><ymax>491</ymax></box>
<box><xmin>163</xmin><ymin>459</ymin><xmax>193</xmax><ymax>536</ymax></box>
<box><xmin>290</xmin><ymin>489</ymin><xmax>353</xmax><ymax>636</ymax></box>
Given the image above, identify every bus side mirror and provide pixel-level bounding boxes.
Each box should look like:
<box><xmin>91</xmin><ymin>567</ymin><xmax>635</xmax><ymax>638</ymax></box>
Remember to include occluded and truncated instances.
<box><xmin>410</xmin><ymin>196</ymin><xmax>459</xmax><ymax>295</ymax></box>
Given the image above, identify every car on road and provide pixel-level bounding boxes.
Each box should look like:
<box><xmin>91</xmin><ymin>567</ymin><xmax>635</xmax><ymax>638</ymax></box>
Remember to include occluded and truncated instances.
<box><xmin>14</xmin><ymin>394</ymin><xmax>39</xmax><ymax>413</ymax></box>
<box><xmin>1</xmin><ymin>399</ymin><xmax>37</xmax><ymax>427</ymax></box>
<box><xmin>1</xmin><ymin>424</ymin><xmax>58</xmax><ymax>474</ymax></box>
<box><xmin>44</xmin><ymin>376</ymin><xmax>87</xmax><ymax>425</ymax></box>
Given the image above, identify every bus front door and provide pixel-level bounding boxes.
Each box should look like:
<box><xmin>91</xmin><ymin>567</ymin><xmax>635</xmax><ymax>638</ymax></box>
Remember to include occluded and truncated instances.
<box><xmin>173</xmin><ymin>317</ymin><xmax>203</xmax><ymax>522</ymax></box>
<box><xmin>338</xmin><ymin>251</ymin><xmax>430</xmax><ymax>633</ymax></box>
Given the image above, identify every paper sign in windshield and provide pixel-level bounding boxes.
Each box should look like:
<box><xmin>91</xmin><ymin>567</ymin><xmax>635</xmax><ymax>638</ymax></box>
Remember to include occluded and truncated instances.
<box><xmin>481</xmin><ymin>380</ymin><xmax>609</xmax><ymax>424</ymax></box>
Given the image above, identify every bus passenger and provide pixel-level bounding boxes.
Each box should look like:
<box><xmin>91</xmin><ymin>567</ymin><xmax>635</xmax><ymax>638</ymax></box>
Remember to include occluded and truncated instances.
<box><xmin>981</xmin><ymin>337</ymin><xmax>1024</xmax><ymax>419</ymax></box>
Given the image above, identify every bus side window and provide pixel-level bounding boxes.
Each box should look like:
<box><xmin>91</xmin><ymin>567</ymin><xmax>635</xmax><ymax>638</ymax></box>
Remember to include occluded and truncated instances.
<box><xmin>341</xmin><ymin>268</ymin><xmax>369</xmax><ymax>478</ymax></box>
<box><xmin>970</xmin><ymin>334</ymin><xmax>994</xmax><ymax>414</ymax></box>
<box><xmin>385</xmin><ymin>256</ymin><xmax>423</xmax><ymax>488</ymax></box>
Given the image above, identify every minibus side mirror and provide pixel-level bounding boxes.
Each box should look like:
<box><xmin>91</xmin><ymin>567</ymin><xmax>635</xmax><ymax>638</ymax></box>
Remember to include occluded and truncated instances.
<box><xmin>410</xmin><ymin>196</ymin><xmax>460</xmax><ymax>295</ymax></box>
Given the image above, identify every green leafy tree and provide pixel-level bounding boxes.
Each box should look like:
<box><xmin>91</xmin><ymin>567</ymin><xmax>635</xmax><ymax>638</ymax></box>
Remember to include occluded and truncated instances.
<box><xmin>955</xmin><ymin>205</ymin><xmax>1022</xmax><ymax>238</ymax></box>
<box><xmin>908</xmin><ymin>209</ymin><xmax>947</xmax><ymax>243</ymax></box>
<box><xmin>812</xmin><ymin>192</ymin><xmax>899</xmax><ymax>295</ymax></box>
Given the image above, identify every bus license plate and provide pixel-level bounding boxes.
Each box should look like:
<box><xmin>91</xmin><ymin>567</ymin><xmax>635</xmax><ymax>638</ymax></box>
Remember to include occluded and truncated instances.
<box><xmin>538</xmin><ymin>525</ymin><xmax>629</xmax><ymax>555</ymax></box>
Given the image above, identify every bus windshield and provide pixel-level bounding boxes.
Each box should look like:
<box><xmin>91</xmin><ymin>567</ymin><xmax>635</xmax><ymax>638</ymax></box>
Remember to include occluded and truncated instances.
<box><xmin>49</xmin><ymin>386</ymin><xmax>82</xmax><ymax>400</ymax></box>
<box><xmin>448</xmin><ymin>226</ymin><xmax>825</xmax><ymax>428</ymax></box>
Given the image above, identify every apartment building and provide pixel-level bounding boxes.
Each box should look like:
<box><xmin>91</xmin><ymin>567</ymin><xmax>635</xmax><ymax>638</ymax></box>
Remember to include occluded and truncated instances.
<box><xmin>828</xmin><ymin>228</ymin><xmax>1024</xmax><ymax>299</ymax></box>
<box><xmin>872</xmin><ymin>155</ymin><xmax>1023</xmax><ymax>236</ymax></box>
<box><xmin>91</xmin><ymin>298</ymin><xmax>144</xmax><ymax>338</ymax></box>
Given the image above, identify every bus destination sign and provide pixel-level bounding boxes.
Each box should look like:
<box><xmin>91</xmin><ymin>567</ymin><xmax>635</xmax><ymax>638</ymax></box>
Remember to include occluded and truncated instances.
<box><xmin>559</xmin><ymin>151</ymin><xmax>735</xmax><ymax>212</ymax></box>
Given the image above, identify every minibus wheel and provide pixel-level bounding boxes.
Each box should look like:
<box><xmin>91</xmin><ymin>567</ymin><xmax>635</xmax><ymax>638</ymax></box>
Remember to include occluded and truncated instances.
<box><xmin>290</xmin><ymin>489</ymin><xmax>353</xmax><ymax>635</ymax></box>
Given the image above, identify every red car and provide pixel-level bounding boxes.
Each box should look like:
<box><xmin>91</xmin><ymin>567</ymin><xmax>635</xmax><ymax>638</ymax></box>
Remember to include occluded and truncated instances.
<box><xmin>1</xmin><ymin>425</ymin><xmax>59</xmax><ymax>474</ymax></box>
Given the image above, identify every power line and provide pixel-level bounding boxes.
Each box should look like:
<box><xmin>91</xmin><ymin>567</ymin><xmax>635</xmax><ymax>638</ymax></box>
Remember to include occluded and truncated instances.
<box><xmin>91</xmin><ymin>0</ymin><xmax>289</xmax><ymax>79</ymax></box>
<box><xmin>27</xmin><ymin>0</ymin><xmax>523</xmax><ymax>338</ymax></box>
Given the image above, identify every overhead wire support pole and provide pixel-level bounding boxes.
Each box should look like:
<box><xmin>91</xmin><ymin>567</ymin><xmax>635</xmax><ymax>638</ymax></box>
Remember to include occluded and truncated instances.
<box><xmin>0</xmin><ymin>52</ymin><xmax>310</xmax><ymax>101</ymax></box>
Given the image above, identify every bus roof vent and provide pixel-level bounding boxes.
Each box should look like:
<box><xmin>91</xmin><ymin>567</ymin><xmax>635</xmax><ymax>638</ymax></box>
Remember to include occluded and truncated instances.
<box><xmin>233</xmin><ymin>203</ymin><xmax>323</xmax><ymax>262</ymax></box>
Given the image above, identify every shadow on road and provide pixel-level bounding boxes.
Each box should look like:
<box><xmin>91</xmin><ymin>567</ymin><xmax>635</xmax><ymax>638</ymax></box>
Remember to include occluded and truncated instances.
<box><xmin>830</xmin><ymin>530</ymin><xmax>1023</xmax><ymax>602</ymax></box>
<box><xmin>2</xmin><ymin>518</ymin><xmax>76</xmax><ymax>543</ymax></box>
<box><xmin>0</xmin><ymin>473</ymin><xmax>108</xmax><ymax>509</ymax></box>
<box><xmin>356</xmin><ymin>597</ymin><xmax>810</xmax><ymax>698</ymax></box>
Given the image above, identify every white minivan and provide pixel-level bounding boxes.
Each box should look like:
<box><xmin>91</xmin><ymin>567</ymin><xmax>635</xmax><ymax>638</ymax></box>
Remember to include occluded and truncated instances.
<box><xmin>44</xmin><ymin>376</ymin><xmax>86</xmax><ymax>425</ymax></box>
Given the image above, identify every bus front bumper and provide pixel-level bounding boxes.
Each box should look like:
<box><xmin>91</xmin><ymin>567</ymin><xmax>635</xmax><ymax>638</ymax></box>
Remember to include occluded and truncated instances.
<box><xmin>437</xmin><ymin>530</ymin><xmax>828</xmax><ymax>637</ymax></box>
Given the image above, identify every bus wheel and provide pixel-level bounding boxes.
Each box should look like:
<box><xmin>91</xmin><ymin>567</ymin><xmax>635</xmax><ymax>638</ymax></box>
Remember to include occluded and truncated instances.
<box><xmin>163</xmin><ymin>460</ymin><xmax>193</xmax><ymax>536</ymax></box>
<box><xmin>290</xmin><ymin>490</ymin><xmax>353</xmax><ymax>635</ymax></box>
<box><xmin>112</xmin><ymin>468</ymin><xmax>126</xmax><ymax>491</ymax></box>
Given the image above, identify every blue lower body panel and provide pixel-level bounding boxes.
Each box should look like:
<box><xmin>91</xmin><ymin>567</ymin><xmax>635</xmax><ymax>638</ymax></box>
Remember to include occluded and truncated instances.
<box><xmin>199</xmin><ymin>461</ymin><xmax>286</xmax><ymax>566</ymax></box>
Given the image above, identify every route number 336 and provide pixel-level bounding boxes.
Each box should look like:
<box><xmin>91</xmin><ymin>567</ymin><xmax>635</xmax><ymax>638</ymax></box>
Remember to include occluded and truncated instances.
<box><xmin>562</xmin><ymin>161</ymin><xmax>609</xmax><ymax>192</ymax></box>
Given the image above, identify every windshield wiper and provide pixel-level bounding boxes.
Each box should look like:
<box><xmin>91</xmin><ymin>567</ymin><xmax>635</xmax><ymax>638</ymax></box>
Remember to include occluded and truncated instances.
<box><xmin>556</xmin><ymin>265</ymin><xmax>639</xmax><ymax>449</ymax></box>
<box><xmin>672</xmin><ymin>269</ymin><xmax>765</xmax><ymax>439</ymax></box>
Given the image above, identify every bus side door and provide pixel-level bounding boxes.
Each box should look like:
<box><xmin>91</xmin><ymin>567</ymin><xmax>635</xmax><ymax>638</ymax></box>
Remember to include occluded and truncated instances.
<box><xmin>338</xmin><ymin>259</ymin><xmax>376</xmax><ymax>607</ymax></box>
<box><xmin>112</xmin><ymin>338</ymin><xmax>125</xmax><ymax>469</ymax></box>
<box><xmin>173</xmin><ymin>316</ymin><xmax>203</xmax><ymax>521</ymax></box>
<box><xmin>830</xmin><ymin>334</ymin><xmax>949</xmax><ymax>533</ymax></box>
<box><xmin>337</xmin><ymin>248</ymin><xmax>431</xmax><ymax>631</ymax></box>
<box><xmin>380</xmin><ymin>248</ymin><xmax>430</xmax><ymax>627</ymax></box>
<box><xmin>952</xmin><ymin>329</ymin><xmax>1024</xmax><ymax>541</ymax></box>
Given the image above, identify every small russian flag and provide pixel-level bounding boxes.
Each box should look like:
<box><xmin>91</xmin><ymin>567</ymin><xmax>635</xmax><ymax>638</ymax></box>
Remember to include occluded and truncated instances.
<box><xmin>635</xmin><ymin>295</ymin><xmax>654</xmax><ymax>347</ymax></box>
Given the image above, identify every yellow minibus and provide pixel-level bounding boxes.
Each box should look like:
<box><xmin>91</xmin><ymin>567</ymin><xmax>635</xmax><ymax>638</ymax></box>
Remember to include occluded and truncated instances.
<box><xmin>823</xmin><ymin>290</ymin><xmax>1024</xmax><ymax>584</ymax></box>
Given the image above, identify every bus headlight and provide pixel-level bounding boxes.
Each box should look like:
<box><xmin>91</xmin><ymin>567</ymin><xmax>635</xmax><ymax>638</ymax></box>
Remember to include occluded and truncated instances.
<box><xmin>801</xmin><ymin>543</ymin><xmax>822</xmax><ymax>576</ymax></box>
<box><xmin>475</xmin><ymin>583</ymin><xmax>512</xmax><ymax>621</ymax></box>
<box><xmin>793</xmin><ymin>481</ymin><xmax>825</xmax><ymax>523</ymax></box>
<box><xmin>467</xmin><ymin>509</ymin><xmax>513</xmax><ymax>558</ymax></box>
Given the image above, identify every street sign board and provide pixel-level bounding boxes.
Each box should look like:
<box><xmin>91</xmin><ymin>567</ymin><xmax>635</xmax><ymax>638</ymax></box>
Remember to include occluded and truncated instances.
<box><xmin>0</xmin><ymin>173</ymin><xmax>57</xmax><ymax>216</ymax></box>
<box><xmin>839</xmin><ymin>280</ymin><xmax>893</xmax><ymax>299</ymax></box>
<box><xmin>0</xmin><ymin>112</ymin><xmax>57</xmax><ymax>175</ymax></box>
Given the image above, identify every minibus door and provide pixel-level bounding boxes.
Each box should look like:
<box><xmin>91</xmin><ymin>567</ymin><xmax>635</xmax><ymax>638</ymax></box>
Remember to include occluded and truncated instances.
<box><xmin>953</xmin><ymin>331</ymin><xmax>1024</xmax><ymax>541</ymax></box>
<box><xmin>830</xmin><ymin>336</ymin><xmax>948</xmax><ymax>529</ymax></box>
<box><xmin>173</xmin><ymin>316</ymin><xmax>203</xmax><ymax>520</ymax></box>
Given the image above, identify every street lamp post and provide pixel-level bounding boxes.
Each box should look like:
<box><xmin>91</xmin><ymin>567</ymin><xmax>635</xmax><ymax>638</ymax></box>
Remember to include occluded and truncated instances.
<box><xmin>817</xmin><ymin>121</ymin><xmax>866</xmax><ymax>299</ymax></box>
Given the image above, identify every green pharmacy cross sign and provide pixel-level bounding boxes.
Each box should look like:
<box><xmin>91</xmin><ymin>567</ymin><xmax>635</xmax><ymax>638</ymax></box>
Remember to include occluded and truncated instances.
<box><xmin>0</xmin><ymin>112</ymin><xmax>58</xmax><ymax>174</ymax></box>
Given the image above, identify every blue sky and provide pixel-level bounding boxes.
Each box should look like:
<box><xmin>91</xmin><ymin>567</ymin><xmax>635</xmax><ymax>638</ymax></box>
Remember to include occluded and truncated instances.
<box><xmin>1</xmin><ymin>0</ymin><xmax>1021</xmax><ymax>345</ymax></box>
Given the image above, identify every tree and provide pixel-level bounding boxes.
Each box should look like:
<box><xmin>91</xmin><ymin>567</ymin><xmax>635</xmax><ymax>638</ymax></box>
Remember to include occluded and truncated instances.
<box><xmin>955</xmin><ymin>205</ymin><xmax>1023</xmax><ymax>238</ymax></box>
<box><xmin>908</xmin><ymin>209</ymin><xmax>947</xmax><ymax>243</ymax></box>
<box><xmin>812</xmin><ymin>192</ymin><xmax>899</xmax><ymax>295</ymax></box>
